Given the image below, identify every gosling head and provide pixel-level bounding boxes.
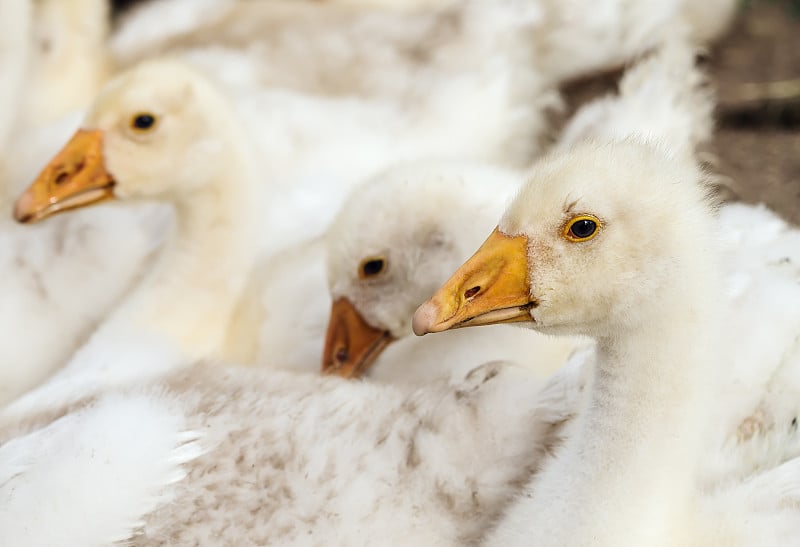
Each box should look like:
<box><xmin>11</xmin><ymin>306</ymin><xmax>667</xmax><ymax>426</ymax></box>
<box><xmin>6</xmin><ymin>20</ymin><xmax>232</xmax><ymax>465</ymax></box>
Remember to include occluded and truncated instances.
<box><xmin>323</xmin><ymin>161</ymin><xmax>520</xmax><ymax>377</ymax></box>
<box><xmin>413</xmin><ymin>141</ymin><xmax>716</xmax><ymax>341</ymax></box>
<box><xmin>14</xmin><ymin>59</ymin><xmax>244</xmax><ymax>223</ymax></box>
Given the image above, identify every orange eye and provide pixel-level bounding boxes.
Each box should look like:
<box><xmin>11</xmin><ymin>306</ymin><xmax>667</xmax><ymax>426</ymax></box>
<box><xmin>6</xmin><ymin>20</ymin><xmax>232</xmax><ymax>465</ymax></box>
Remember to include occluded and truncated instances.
<box><xmin>130</xmin><ymin>113</ymin><xmax>158</xmax><ymax>132</ymax></box>
<box><xmin>358</xmin><ymin>257</ymin><xmax>386</xmax><ymax>279</ymax></box>
<box><xmin>563</xmin><ymin>215</ymin><xmax>601</xmax><ymax>242</ymax></box>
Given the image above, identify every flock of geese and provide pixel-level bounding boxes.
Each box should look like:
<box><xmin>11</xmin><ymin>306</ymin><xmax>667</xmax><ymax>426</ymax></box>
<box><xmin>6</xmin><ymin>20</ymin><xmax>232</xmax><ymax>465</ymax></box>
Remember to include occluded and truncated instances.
<box><xmin>2</xmin><ymin>0</ymin><xmax>800</xmax><ymax>545</ymax></box>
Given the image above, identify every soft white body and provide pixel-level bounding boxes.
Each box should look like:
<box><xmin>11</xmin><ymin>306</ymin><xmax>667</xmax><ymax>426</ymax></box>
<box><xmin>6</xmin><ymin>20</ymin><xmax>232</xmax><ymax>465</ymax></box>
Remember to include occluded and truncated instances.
<box><xmin>0</xmin><ymin>359</ymin><xmax>586</xmax><ymax>547</ymax></box>
<box><xmin>0</xmin><ymin>205</ymin><xmax>167</xmax><ymax>406</ymax></box>
<box><xmin>254</xmin><ymin>236</ymin><xmax>329</xmax><ymax>374</ymax></box>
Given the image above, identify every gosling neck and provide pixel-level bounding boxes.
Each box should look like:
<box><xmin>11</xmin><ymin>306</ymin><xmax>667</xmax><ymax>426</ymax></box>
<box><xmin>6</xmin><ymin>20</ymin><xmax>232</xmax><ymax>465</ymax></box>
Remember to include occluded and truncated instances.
<box><xmin>515</xmin><ymin>272</ymin><xmax>721</xmax><ymax>546</ymax></box>
<box><xmin>109</xmin><ymin>146</ymin><xmax>258</xmax><ymax>361</ymax></box>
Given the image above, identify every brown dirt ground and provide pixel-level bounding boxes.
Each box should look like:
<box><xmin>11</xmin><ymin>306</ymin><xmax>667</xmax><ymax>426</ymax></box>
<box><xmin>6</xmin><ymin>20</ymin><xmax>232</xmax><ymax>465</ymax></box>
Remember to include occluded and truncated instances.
<box><xmin>562</xmin><ymin>1</ymin><xmax>800</xmax><ymax>223</ymax></box>
<box><xmin>711</xmin><ymin>2</ymin><xmax>800</xmax><ymax>223</ymax></box>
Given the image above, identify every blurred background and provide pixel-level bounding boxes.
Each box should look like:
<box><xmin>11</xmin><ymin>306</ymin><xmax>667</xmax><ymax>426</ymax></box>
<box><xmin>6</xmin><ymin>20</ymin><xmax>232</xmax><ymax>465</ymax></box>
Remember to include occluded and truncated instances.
<box><xmin>105</xmin><ymin>0</ymin><xmax>799</xmax><ymax>222</ymax></box>
<box><xmin>552</xmin><ymin>0</ymin><xmax>800</xmax><ymax>223</ymax></box>
<box><xmin>564</xmin><ymin>0</ymin><xmax>800</xmax><ymax>223</ymax></box>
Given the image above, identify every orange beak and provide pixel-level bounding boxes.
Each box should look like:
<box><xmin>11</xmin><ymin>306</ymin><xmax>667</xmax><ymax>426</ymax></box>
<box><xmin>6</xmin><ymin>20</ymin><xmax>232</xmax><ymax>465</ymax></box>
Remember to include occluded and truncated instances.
<box><xmin>322</xmin><ymin>297</ymin><xmax>395</xmax><ymax>379</ymax></box>
<box><xmin>13</xmin><ymin>129</ymin><xmax>115</xmax><ymax>224</ymax></box>
<box><xmin>412</xmin><ymin>227</ymin><xmax>535</xmax><ymax>335</ymax></box>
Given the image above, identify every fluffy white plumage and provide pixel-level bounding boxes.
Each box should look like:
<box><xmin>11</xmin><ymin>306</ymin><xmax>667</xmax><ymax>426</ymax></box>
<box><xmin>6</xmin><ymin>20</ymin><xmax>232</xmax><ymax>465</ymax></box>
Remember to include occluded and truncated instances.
<box><xmin>408</xmin><ymin>42</ymin><xmax>800</xmax><ymax>547</ymax></box>
<box><xmin>0</xmin><ymin>393</ymin><xmax>203</xmax><ymax>547</ymax></box>
<box><xmin>472</xmin><ymin>140</ymin><xmax>800</xmax><ymax>547</ymax></box>
<box><xmin>554</xmin><ymin>39</ymin><xmax>800</xmax><ymax>477</ymax></box>
<box><xmin>4</xmin><ymin>2</ymin><xmax>795</xmax><ymax>546</ymax></box>
<box><xmin>0</xmin><ymin>205</ymin><xmax>167</xmax><ymax>405</ymax></box>
<box><xmin>0</xmin><ymin>358</ymin><xmax>587</xmax><ymax>546</ymax></box>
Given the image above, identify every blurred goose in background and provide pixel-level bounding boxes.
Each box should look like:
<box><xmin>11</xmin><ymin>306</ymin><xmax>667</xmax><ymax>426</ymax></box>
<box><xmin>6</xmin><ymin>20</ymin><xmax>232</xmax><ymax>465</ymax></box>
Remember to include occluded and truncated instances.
<box><xmin>533</xmin><ymin>0</ymin><xmax>737</xmax><ymax>81</ymax></box>
<box><xmin>0</xmin><ymin>0</ymin><xmax>166</xmax><ymax>407</ymax></box>
<box><xmin>1</xmin><ymin>60</ymin><xmax>264</xmax><ymax>418</ymax></box>
<box><xmin>298</xmin><ymin>0</ymin><xmax>737</xmax><ymax>48</ymax></box>
<box><xmin>111</xmin><ymin>0</ymin><xmax>738</xmax><ymax>92</ymax></box>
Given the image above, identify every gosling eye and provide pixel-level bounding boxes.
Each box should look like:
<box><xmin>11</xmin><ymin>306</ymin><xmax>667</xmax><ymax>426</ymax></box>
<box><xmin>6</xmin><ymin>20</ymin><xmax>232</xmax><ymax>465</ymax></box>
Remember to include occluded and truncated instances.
<box><xmin>358</xmin><ymin>257</ymin><xmax>386</xmax><ymax>279</ymax></box>
<box><xmin>130</xmin><ymin>113</ymin><xmax>158</xmax><ymax>132</ymax></box>
<box><xmin>564</xmin><ymin>215</ymin><xmax>601</xmax><ymax>242</ymax></box>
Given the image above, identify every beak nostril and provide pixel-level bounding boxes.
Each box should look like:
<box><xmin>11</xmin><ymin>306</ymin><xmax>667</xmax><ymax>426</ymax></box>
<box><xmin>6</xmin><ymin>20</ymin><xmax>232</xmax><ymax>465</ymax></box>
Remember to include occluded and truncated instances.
<box><xmin>464</xmin><ymin>286</ymin><xmax>480</xmax><ymax>299</ymax></box>
<box><xmin>54</xmin><ymin>161</ymin><xmax>85</xmax><ymax>186</ymax></box>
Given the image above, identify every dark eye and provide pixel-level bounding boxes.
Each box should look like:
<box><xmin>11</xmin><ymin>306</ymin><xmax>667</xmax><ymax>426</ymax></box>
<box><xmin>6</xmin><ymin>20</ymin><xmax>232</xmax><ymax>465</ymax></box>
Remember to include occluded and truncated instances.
<box><xmin>564</xmin><ymin>215</ymin><xmax>600</xmax><ymax>242</ymax></box>
<box><xmin>359</xmin><ymin>257</ymin><xmax>386</xmax><ymax>279</ymax></box>
<box><xmin>130</xmin><ymin>113</ymin><xmax>157</xmax><ymax>132</ymax></box>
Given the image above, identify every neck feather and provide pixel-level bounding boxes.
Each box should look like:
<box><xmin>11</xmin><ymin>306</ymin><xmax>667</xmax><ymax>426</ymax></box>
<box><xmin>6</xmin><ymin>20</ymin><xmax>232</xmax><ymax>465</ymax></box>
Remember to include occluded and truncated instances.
<box><xmin>105</xmin><ymin>144</ymin><xmax>258</xmax><ymax>361</ymax></box>
<box><xmin>502</xmin><ymin>262</ymin><xmax>722</xmax><ymax>546</ymax></box>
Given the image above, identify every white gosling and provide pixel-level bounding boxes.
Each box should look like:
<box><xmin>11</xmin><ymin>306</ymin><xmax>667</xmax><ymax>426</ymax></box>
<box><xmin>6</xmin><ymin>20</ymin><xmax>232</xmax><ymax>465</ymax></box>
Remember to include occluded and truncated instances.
<box><xmin>413</xmin><ymin>141</ymin><xmax>800</xmax><ymax>546</ymax></box>
<box><xmin>3</xmin><ymin>60</ymin><xmax>261</xmax><ymax>418</ymax></box>
<box><xmin>556</xmin><ymin>39</ymin><xmax>800</xmax><ymax>469</ymax></box>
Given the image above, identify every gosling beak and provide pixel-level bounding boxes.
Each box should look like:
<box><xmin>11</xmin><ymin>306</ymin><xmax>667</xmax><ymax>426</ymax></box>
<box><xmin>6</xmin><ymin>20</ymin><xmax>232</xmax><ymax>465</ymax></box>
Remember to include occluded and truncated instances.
<box><xmin>322</xmin><ymin>297</ymin><xmax>395</xmax><ymax>378</ymax></box>
<box><xmin>412</xmin><ymin>227</ymin><xmax>534</xmax><ymax>336</ymax></box>
<box><xmin>13</xmin><ymin>129</ymin><xmax>115</xmax><ymax>224</ymax></box>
